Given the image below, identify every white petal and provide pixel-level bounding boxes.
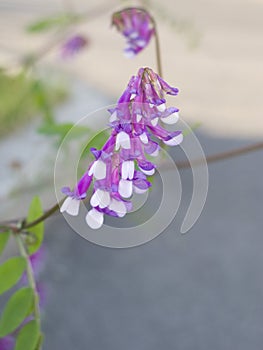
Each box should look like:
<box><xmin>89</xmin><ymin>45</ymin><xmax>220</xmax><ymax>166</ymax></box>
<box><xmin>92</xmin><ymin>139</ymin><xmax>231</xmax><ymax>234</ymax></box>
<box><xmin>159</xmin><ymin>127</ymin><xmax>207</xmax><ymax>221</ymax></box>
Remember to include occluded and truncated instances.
<box><xmin>161</xmin><ymin>112</ymin><xmax>179</xmax><ymax>125</ymax></box>
<box><xmin>109</xmin><ymin>199</ymin><xmax>127</xmax><ymax>217</ymax></box>
<box><xmin>136</xmin><ymin>114</ymin><xmax>142</xmax><ymax>122</ymax></box>
<box><xmin>137</xmin><ymin>39</ymin><xmax>146</xmax><ymax>48</ymax></box>
<box><xmin>109</xmin><ymin>110</ymin><xmax>118</xmax><ymax>122</ymax></box>
<box><xmin>164</xmin><ymin>133</ymin><xmax>183</xmax><ymax>146</ymax></box>
<box><xmin>121</xmin><ymin>160</ymin><xmax>134</xmax><ymax>180</ymax></box>
<box><xmin>157</xmin><ymin>103</ymin><xmax>166</xmax><ymax>112</ymax></box>
<box><xmin>151</xmin><ymin>118</ymin><xmax>158</xmax><ymax>126</ymax></box>
<box><xmin>129</xmin><ymin>31</ymin><xmax>139</xmax><ymax>39</ymax></box>
<box><xmin>118</xmin><ymin>179</ymin><xmax>133</xmax><ymax>198</ymax></box>
<box><xmin>88</xmin><ymin>162</ymin><xmax>95</xmax><ymax>176</ymax></box>
<box><xmin>60</xmin><ymin>197</ymin><xmax>72</xmax><ymax>213</ymax></box>
<box><xmin>115</xmin><ymin>131</ymin><xmax>131</xmax><ymax>150</ymax></box>
<box><xmin>121</xmin><ymin>161</ymin><xmax>129</xmax><ymax>180</ymax></box>
<box><xmin>149</xmin><ymin>147</ymin><xmax>159</xmax><ymax>157</ymax></box>
<box><xmin>133</xmin><ymin>186</ymin><xmax>148</xmax><ymax>194</ymax></box>
<box><xmin>60</xmin><ymin>197</ymin><xmax>80</xmax><ymax>216</ymax></box>
<box><xmin>93</xmin><ymin>160</ymin><xmax>106</xmax><ymax>180</ymax></box>
<box><xmin>139</xmin><ymin>167</ymin><xmax>155</xmax><ymax>176</ymax></box>
<box><xmin>139</xmin><ymin>132</ymin><xmax>148</xmax><ymax>144</ymax></box>
<box><xmin>149</xmin><ymin>103</ymin><xmax>154</xmax><ymax>108</ymax></box>
<box><xmin>128</xmin><ymin>161</ymin><xmax>135</xmax><ymax>180</ymax></box>
<box><xmin>124</xmin><ymin>50</ymin><xmax>135</xmax><ymax>58</ymax></box>
<box><xmin>130</xmin><ymin>93</ymin><xmax>136</xmax><ymax>100</ymax></box>
<box><xmin>90</xmin><ymin>189</ymin><xmax>110</xmax><ymax>209</ymax></box>
<box><xmin>86</xmin><ymin>209</ymin><xmax>104</xmax><ymax>229</ymax></box>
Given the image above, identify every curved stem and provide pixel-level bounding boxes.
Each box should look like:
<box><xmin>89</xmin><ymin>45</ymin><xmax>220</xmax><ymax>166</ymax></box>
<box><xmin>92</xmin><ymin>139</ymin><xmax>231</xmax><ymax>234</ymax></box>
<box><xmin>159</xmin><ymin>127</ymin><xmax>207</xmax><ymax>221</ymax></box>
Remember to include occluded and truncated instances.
<box><xmin>152</xmin><ymin>18</ymin><xmax>163</xmax><ymax>77</ymax></box>
<box><xmin>1</xmin><ymin>141</ymin><xmax>263</xmax><ymax>231</ymax></box>
<box><xmin>154</xmin><ymin>23</ymin><xmax>163</xmax><ymax>77</ymax></box>
<box><xmin>15</xmin><ymin>234</ymin><xmax>42</xmax><ymax>343</ymax></box>
<box><xmin>22</xmin><ymin>198</ymin><xmax>65</xmax><ymax>230</ymax></box>
<box><xmin>175</xmin><ymin>140</ymin><xmax>263</xmax><ymax>170</ymax></box>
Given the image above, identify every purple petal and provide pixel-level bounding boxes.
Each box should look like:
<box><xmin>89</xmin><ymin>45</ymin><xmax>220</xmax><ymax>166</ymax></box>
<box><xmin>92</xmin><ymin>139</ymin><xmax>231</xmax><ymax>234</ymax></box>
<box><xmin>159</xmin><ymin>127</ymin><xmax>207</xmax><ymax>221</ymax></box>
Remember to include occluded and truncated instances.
<box><xmin>158</xmin><ymin>76</ymin><xmax>179</xmax><ymax>95</ymax></box>
<box><xmin>137</xmin><ymin>160</ymin><xmax>155</xmax><ymax>171</ymax></box>
<box><xmin>90</xmin><ymin>148</ymin><xmax>101</xmax><ymax>159</ymax></box>
<box><xmin>144</xmin><ymin>140</ymin><xmax>159</xmax><ymax>155</ymax></box>
<box><xmin>61</xmin><ymin>187</ymin><xmax>73</xmax><ymax>196</ymax></box>
<box><xmin>61</xmin><ymin>35</ymin><xmax>88</xmax><ymax>59</ymax></box>
<box><xmin>133</xmin><ymin>178</ymin><xmax>151</xmax><ymax>190</ymax></box>
<box><xmin>74</xmin><ymin>172</ymin><xmax>92</xmax><ymax>198</ymax></box>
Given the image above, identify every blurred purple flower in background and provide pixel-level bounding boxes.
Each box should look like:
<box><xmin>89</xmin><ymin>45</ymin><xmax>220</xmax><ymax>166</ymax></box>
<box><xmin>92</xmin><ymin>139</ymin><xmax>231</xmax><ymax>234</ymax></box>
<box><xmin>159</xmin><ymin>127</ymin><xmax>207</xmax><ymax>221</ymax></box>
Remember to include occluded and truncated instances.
<box><xmin>61</xmin><ymin>35</ymin><xmax>88</xmax><ymax>58</ymax></box>
<box><xmin>36</xmin><ymin>282</ymin><xmax>48</xmax><ymax>309</ymax></box>
<box><xmin>0</xmin><ymin>336</ymin><xmax>15</xmax><ymax>350</ymax></box>
<box><xmin>61</xmin><ymin>67</ymin><xmax>183</xmax><ymax>229</ymax></box>
<box><xmin>112</xmin><ymin>8</ymin><xmax>155</xmax><ymax>57</ymax></box>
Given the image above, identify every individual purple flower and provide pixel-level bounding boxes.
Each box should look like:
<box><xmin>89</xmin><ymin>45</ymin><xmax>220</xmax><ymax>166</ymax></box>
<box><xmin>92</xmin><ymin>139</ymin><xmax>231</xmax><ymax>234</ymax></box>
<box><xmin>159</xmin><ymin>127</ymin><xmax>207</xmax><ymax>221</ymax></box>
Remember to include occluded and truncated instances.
<box><xmin>61</xmin><ymin>67</ymin><xmax>183</xmax><ymax>229</ymax></box>
<box><xmin>60</xmin><ymin>171</ymin><xmax>92</xmax><ymax>215</ymax></box>
<box><xmin>0</xmin><ymin>336</ymin><xmax>15</xmax><ymax>350</ymax></box>
<box><xmin>61</xmin><ymin>35</ymin><xmax>88</xmax><ymax>58</ymax></box>
<box><xmin>112</xmin><ymin>8</ymin><xmax>155</xmax><ymax>57</ymax></box>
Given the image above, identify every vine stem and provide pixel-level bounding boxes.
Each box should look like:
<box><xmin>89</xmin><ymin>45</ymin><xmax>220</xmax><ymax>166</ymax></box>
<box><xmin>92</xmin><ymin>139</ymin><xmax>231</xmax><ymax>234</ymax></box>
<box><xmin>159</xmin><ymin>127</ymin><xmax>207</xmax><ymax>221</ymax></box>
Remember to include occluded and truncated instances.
<box><xmin>0</xmin><ymin>140</ymin><xmax>263</xmax><ymax>231</ymax></box>
<box><xmin>14</xmin><ymin>234</ymin><xmax>42</xmax><ymax>346</ymax></box>
<box><xmin>22</xmin><ymin>198</ymin><xmax>65</xmax><ymax>230</ymax></box>
<box><xmin>153</xmin><ymin>20</ymin><xmax>162</xmax><ymax>77</ymax></box>
<box><xmin>174</xmin><ymin>140</ymin><xmax>263</xmax><ymax>170</ymax></box>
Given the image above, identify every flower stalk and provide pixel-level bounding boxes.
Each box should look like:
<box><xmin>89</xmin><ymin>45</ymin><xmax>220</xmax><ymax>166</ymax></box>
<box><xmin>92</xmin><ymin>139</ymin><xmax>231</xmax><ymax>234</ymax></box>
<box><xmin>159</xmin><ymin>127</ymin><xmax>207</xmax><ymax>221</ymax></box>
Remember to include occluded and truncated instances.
<box><xmin>14</xmin><ymin>233</ymin><xmax>42</xmax><ymax>345</ymax></box>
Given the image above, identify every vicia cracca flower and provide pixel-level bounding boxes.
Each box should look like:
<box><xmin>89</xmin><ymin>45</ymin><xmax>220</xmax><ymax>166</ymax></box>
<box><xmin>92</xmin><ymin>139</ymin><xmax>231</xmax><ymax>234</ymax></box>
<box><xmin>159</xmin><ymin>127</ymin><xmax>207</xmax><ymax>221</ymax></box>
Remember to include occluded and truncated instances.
<box><xmin>60</xmin><ymin>67</ymin><xmax>183</xmax><ymax>229</ymax></box>
<box><xmin>112</xmin><ymin>8</ymin><xmax>155</xmax><ymax>57</ymax></box>
<box><xmin>61</xmin><ymin>35</ymin><xmax>88</xmax><ymax>58</ymax></box>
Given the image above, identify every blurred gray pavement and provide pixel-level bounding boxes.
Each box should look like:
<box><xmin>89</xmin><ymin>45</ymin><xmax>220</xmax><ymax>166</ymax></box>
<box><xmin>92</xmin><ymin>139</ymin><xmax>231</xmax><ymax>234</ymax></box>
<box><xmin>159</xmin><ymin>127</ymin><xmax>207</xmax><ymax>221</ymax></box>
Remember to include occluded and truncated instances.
<box><xmin>42</xmin><ymin>134</ymin><xmax>263</xmax><ymax>350</ymax></box>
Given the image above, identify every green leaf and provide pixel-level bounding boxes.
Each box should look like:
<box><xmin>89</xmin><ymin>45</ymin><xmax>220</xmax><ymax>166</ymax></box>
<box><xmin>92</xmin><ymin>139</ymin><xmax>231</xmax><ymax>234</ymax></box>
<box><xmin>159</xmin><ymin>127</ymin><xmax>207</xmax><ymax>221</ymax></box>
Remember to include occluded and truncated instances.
<box><xmin>26</xmin><ymin>14</ymin><xmax>77</xmax><ymax>33</ymax></box>
<box><xmin>0</xmin><ymin>231</ymin><xmax>10</xmax><ymax>255</ymax></box>
<box><xmin>38</xmin><ymin>123</ymin><xmax>90</xmax><ymax>141</ymax></box>
<box><xmin>81</xmin><ymin>129</ymin><xmax>109</xmax><ymax>160</ymax></box>
<box><xmin>0</xmin><ymin>287</ymin><xmax>34</xmax><ymax>337</ymax></box>
<box><xmin>15</xmin><ymin>320</ymin><xmax>40</xmax><ymax>350</ymax></box>
<box><xmin>31</xmin><ymin>80</ymin><xmax>54</xmax><ymax>124</ymax></box>
<box><xmin>0</xmin><ymin>256</ymin><xmax>26</xmax><ymax>295</ymax></box>
<box><xmin>26</xmin><ymin>197</ymin><xmax>44</xmax><ymax>255</ymax></box>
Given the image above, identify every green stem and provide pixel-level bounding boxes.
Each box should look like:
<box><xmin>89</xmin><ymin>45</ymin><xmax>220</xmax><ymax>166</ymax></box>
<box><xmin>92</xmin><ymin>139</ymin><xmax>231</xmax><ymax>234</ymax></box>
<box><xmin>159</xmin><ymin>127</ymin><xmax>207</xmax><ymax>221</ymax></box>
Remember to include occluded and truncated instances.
<box><xmin>153</xmin><ymin>23</ymin><xmax>163</xmax><ymax>77</ymax></box>
<box><xmin>1</xmin><ymin>141</ymin><xmax>263</xmax><ymax>231</ymax></box>
<box><xmin>14</xmin><ymin>234</ymin><xmax>41</xmax><ymax>332</ymax></box>
<box><xmin>22</xmin><ymin>198</ymin><xmax>65</xmax><ymax>230</ymax></box>
<box><xmin>175</xmin><ymin>140</ymin><xmax>263</xmax><ymax>169</ymax></box>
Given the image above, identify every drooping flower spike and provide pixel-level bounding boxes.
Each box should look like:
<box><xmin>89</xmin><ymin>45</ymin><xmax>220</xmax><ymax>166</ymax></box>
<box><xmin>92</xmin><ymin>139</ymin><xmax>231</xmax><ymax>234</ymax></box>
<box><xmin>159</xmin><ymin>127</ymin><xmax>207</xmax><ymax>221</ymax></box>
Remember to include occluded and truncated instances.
<box><xmin>60</xmin><ymin>67</ymin><xmax>183</xmax><ymax>229</ymax></box>
<box><xmin>112</xmin><ymin>8</ymin><xmax>155</xmax><ymax>57</ymax></box>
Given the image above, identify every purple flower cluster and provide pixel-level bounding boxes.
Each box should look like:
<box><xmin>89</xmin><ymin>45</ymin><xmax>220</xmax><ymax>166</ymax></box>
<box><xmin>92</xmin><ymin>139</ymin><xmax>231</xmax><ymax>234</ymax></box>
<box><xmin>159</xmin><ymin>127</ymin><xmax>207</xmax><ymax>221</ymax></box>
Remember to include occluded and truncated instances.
<box><xmin>112</xmin><ymin>8</ymin><xmax>155</xmax><ymax>57</ymax></box>
<box><xmin>60</xmin><ymin>67</ymin><xmax>183</xmax><ymax>229</ymax></box>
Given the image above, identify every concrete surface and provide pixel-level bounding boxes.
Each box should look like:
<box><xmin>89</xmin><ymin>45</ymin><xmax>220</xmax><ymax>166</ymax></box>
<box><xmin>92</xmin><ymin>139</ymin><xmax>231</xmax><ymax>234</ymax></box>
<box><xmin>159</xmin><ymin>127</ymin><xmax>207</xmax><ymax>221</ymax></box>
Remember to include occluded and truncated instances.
<box><xmin>0</xmin><ymin>1</ymin><xmax>262</xmax><ymax>349</ymax></box>
<box><xmin>0</xmin><ymin>0</ymin><xmax>262</xmax><ymax>137</ymax></box>
<box><xmin>0</xmin><ymin>77</ymin><xmax>112</xmax><ymax>220</ymax></box>
<box><xmin>41</xmin><ymin>133</ymin><xmax>263</xmax><ymax>350</ymax></box>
